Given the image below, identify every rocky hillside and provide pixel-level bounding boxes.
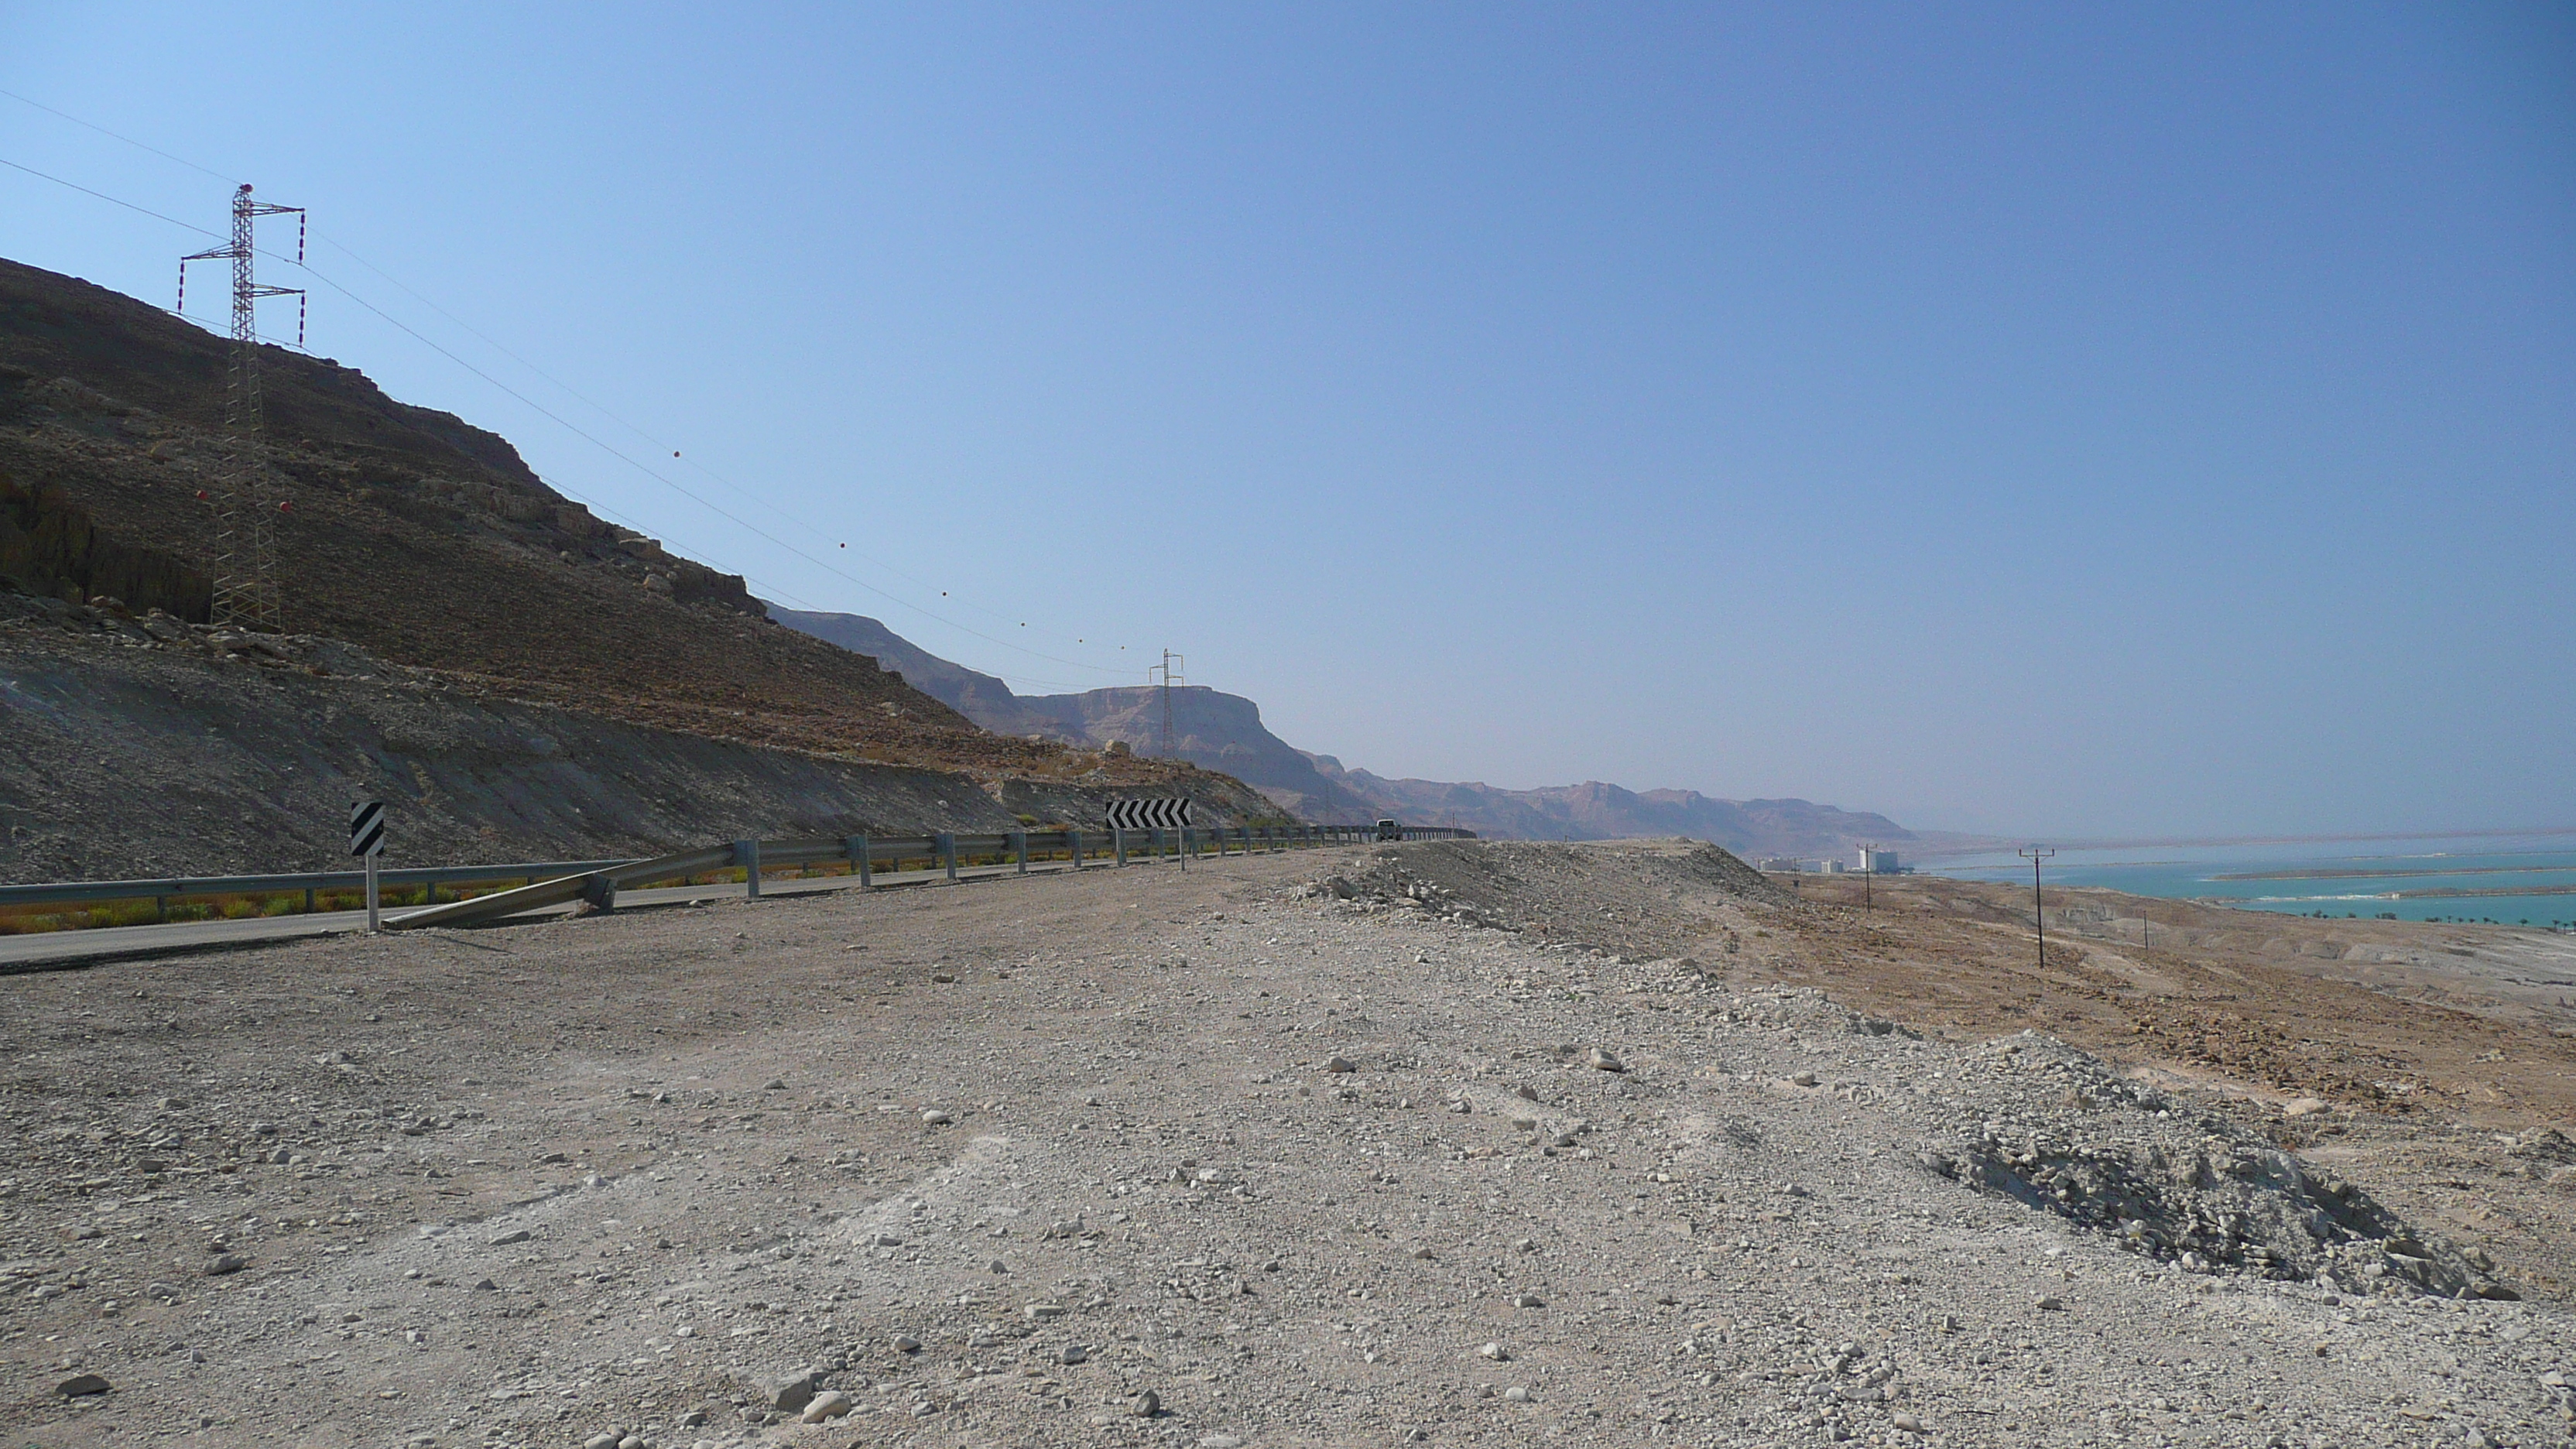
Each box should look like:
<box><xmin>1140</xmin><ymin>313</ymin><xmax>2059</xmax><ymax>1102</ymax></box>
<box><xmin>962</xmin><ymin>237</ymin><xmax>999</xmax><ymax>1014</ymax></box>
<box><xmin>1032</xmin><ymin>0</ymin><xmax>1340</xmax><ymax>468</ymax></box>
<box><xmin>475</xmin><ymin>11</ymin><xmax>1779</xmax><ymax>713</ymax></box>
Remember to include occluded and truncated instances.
<box><xmin>773</xmin><ymin>606</ymin><xmax>1920</xmax><ymax>854</ymax></box>
<box><xmin>764</xmin><ymin>607</ymin><xmax>1065</xmax><ymax>740</ymax></box>
<box><xmin>0</xmin><ymin>611</ymin><xmax>1286</xmax><ymax>884</ymax></box>
<box><xmin>0</xmin><ymin>257</ymin><xmax>1259</xmax><ymax>801</ymax></box>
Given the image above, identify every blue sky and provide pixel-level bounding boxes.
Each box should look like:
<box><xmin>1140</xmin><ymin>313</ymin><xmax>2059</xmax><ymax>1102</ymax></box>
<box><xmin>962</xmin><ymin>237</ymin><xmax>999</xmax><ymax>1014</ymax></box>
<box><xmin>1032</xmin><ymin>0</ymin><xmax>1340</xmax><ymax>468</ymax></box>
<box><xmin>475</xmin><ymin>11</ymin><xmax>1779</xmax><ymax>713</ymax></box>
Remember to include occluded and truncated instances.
<box><xmin>3</xmin><ymin>4</ymin><xmax>2569</xmax><ymax>837</ymax></box>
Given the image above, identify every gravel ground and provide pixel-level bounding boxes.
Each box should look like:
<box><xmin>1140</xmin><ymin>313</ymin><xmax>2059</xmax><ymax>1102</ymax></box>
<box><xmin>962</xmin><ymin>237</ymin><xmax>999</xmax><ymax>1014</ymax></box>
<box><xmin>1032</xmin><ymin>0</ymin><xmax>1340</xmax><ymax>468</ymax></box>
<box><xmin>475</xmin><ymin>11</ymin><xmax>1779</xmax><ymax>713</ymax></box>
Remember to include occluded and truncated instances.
<box><xmin>2</xmin><ymin>842</ymin><xmax>2570</xmax><ymax>1449</ymax></box>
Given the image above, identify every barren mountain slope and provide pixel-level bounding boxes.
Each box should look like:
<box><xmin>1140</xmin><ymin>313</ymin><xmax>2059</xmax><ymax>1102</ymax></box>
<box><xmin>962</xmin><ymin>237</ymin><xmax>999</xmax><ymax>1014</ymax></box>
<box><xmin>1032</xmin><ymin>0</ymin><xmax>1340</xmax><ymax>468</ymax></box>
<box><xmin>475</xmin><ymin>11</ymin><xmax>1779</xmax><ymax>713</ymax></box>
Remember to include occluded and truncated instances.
<box><xmin>0</xmin><ymin>258</ymin><xmax>1243</xmax><ymax>796</ymax></box>
<box><xmin>765</xmin><ymin>608</ymin><xmax>1058</xmax><ymax>737</ymax></box>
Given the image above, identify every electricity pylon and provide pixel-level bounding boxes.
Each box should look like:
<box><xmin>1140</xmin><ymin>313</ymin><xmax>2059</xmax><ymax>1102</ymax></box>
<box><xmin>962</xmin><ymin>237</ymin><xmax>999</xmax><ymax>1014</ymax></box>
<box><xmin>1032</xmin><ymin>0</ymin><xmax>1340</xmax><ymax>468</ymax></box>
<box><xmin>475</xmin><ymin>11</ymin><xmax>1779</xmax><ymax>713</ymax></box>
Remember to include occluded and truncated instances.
<box><xmin>180</xmin><ymin>184</ymin><xmax>304</xmax><ymax>630</ymax></box>
<box><xmin>1149</xmin><ymin>650</ymin><xmax>1185</xmax><ymax>758</ymax></box>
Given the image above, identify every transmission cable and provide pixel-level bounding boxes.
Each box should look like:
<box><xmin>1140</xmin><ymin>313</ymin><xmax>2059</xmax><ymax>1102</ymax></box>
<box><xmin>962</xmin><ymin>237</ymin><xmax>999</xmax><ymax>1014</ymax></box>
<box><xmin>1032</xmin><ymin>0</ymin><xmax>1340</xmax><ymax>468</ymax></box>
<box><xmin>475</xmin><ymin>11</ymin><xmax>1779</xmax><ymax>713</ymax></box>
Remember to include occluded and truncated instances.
<box><xmin>0</xmin><ymin>142</ymin><xmax>1146</xmax><ymax>680</ymax></box>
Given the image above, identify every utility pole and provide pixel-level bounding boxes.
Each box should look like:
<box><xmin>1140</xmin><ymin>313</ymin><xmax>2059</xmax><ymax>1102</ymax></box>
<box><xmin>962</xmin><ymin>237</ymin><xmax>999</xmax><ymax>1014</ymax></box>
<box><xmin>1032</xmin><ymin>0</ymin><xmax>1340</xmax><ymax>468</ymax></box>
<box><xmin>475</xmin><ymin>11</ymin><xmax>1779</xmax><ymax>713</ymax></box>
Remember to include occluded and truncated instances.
<box><xmin>1858</xmin><ymin>841</ymin><xmax>1878</xmax><ymax>913</ymax></box>
<box><xmin>180</xmin><ymin>184</ymin><xmax>304</xmax><ymax>631</ymax></box>
<box><xmin>1148</xmin><ymin>650</ymin><xmax>1184</xmax><ymax>759</ymax></box>
<box><xmin>2019</xmin><ymin>845</ymin><xmax>2056</xmax><ymax>968</ymax></box>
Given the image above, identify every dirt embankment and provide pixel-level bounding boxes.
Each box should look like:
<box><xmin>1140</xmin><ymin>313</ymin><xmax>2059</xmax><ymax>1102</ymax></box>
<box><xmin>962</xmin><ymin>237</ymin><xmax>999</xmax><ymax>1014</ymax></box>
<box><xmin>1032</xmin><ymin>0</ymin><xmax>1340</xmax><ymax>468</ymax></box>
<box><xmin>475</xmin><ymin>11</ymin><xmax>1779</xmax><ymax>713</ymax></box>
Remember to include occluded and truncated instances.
<box><xmin>1304</xmin><ymin>843</ymin><xmax>2576</xmax><ymax>1303</ymax></box>
<box><xmin>0</xmin><ymin>620</ymin><xmax>1285</xmax><ymax>885</ymax></box>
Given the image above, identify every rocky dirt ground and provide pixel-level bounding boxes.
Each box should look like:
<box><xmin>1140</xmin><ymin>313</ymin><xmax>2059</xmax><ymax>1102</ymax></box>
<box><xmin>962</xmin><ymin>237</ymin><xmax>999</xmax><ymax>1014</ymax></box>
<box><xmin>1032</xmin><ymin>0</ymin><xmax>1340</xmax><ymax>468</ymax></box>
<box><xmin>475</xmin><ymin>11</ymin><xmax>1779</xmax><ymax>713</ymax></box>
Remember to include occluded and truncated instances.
<box><xmin>2</xmin><ymin>841</ymin><xmax>2571</xmax><ymax>1449</ymax></box>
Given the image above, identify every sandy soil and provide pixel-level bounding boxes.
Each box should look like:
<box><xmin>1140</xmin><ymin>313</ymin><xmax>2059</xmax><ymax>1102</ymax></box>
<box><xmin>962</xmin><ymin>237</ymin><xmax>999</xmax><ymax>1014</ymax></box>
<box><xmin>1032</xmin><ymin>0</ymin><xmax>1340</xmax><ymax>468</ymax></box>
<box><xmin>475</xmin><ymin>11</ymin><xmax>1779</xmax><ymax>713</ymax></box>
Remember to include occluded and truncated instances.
<box><xmin>2</xmin><ymin>842</ymin><xmax>2571</xmax><ymax>1449</ymax></box>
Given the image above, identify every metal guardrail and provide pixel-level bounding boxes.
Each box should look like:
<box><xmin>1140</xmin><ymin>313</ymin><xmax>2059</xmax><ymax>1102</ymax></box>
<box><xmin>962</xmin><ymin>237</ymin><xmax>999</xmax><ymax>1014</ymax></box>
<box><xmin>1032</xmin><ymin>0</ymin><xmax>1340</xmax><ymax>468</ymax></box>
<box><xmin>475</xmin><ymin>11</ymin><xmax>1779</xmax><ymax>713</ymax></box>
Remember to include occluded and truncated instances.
<box><xmin>0</xmin><ymin>824</ymin><xmax>1478</xmax><ymax>928</ymax></box>
<box><xmin>389</xmin><ymin>823</ymin><xmax>1478</xmax><ymax>930</ymax></box>
<box><xmin>0</xmin><ymin>860</ymin><xmax>631</xmax><ymax>912</ymax></box>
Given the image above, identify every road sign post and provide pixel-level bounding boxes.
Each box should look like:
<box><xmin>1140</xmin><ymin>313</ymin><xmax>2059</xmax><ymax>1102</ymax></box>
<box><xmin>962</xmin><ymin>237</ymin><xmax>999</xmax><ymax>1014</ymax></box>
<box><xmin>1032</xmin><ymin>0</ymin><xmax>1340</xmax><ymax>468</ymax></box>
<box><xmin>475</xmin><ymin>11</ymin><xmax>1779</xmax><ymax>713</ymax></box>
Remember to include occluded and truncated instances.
<box><xmin>1107</xmin><ymin>799</ymin><xmax>1192</xmax><ymax>871</ymax></box>
<box><xmin>348</xmin><ymin>800</ymin><xmax>386</xmax><ymax>931</ymax></box>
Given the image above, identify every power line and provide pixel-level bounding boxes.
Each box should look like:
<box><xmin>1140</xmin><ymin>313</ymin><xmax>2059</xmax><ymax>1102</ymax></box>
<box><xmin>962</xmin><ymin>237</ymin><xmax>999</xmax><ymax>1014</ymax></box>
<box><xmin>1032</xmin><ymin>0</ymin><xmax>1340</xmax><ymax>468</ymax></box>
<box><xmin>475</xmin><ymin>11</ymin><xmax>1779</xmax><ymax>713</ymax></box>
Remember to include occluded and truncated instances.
<box><xmin>296</xmin><ymin>231</ymin><xmax>1047</xmax><ymax>646</ymax></box>
<box><xmin>0</xmin><ymin>86</ymin><xmax>236</xmax><ymax>183</ymax></box>
<box><xmin>305</xmin><ymin>259</ymin><xmax>1128</xmax><ymax>677</ymax></box>
<box><xmin>0</xmin><ymin>155</ymin><xmax>221</xmax><ymax>238</ymax></box>
<box><xmin>0</xmin><ymin>115</ymin><xmax>1153</xmax><ymax>681</ymax></box>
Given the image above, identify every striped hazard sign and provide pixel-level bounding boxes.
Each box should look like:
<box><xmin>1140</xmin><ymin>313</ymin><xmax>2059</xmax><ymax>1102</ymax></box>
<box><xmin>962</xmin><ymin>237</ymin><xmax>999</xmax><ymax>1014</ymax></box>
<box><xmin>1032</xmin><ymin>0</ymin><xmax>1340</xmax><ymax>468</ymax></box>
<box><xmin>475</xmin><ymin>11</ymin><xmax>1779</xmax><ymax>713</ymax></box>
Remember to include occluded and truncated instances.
<box><xmin>1105</xmin><ymin>797</ymin><xmax>1192</xmax><ymax>831</ymax></box>
<box><xmin>349</xmin><ymin>799</ymin><xmax>386</xmax><ymax>858</ymax></box>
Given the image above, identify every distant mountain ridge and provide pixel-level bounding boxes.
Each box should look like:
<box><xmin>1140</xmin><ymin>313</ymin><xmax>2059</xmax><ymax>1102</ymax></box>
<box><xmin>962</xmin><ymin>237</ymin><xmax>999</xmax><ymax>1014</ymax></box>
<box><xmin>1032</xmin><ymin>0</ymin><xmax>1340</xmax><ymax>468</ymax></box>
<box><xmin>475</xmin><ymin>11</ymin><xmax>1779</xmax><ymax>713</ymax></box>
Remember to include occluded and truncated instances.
<box><xmin>770</xmin><ymin>607</ymin><xmax>1915</xmax><ymax>857</ymax></box>
<box><xmin>767</xmin><ymin>608</ymin><xmax>1382</xmax><ymax>818</ymax></box>
<box><xmin>1303</xmin><ymin>757</ymin><xmax>1913</xmax><ymax>856</ymax></box>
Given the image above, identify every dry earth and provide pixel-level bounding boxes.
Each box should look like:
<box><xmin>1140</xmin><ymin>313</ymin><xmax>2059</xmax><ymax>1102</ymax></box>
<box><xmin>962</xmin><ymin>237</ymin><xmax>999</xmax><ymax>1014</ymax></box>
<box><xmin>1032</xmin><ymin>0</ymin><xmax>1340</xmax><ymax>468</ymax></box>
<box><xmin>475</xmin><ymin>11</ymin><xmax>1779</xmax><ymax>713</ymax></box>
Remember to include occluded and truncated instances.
<box><xmin>2</xmin><ymin>841</ymin><xmax>2571</xmax><ymax>1449</ymax></box>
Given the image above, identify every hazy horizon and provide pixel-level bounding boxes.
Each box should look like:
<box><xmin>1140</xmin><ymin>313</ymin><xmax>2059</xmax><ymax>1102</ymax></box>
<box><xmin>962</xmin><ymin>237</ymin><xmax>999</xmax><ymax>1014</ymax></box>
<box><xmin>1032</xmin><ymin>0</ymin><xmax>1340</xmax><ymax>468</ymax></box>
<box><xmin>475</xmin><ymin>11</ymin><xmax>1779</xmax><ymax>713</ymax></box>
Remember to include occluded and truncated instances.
<box><xmin>5</xmin><ymin>5</ymin><xmax>2568</xmax><ymax>838</ymax></box>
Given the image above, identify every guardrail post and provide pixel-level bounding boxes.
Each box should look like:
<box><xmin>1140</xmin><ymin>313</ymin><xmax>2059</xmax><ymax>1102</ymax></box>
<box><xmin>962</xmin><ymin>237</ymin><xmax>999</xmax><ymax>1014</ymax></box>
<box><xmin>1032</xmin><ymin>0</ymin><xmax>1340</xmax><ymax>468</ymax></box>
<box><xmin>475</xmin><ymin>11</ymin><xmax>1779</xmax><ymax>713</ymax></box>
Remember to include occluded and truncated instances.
<box><xmin>580</xmin><ymin>873</ymin><xmax>618</xmax><ymax>913</ymax></box>
<box><xmin>1012</xmin><ymin>831</ymin><xmax>1029</xmax><ymax>875</ymax></box>
<box><xmin>937</xmin><ymin>833</ymin><xmax>958</xmax><ymax>882</ymax></box>
<box><xmin>846</xmin><ymin>835</ymin><xmax>872</xmax><ymax>888</ymax></box>
<box><xmin>1149</xmin><ymin>827</ymin><xmax>1163</xmax><ymax>862</ymax></box>
<box><xmin>1067</xmin><ymin>828</ymin><xmax>1084</xmax><ymax>871</ymax></box>
<box><xmin>1113</xmin><ymin>827</ymin><xmax>1128</xmax><ymax>866</ymax></box>
<box><xmin>734</xmin><ymin>839</ymin><xmax>762</xmax><ymax>899</ymax></box>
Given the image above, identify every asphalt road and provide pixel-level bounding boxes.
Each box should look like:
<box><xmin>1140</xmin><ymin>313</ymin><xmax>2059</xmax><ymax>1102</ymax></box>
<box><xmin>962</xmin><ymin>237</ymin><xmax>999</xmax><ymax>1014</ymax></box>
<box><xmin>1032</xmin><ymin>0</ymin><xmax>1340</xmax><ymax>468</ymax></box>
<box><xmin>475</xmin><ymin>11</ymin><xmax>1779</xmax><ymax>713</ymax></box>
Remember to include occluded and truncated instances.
<box><xmin>0</xmin><ymin>852</ymin><xmax>1246</xmax><ymax>971</ymax></box>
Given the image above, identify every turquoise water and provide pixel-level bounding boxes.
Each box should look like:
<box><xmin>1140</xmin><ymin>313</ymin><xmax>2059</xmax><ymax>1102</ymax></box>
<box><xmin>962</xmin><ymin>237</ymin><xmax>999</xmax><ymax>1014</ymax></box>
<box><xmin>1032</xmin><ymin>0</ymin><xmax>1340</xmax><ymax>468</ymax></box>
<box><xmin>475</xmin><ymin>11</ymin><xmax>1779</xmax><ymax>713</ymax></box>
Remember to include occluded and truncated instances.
<box><xmin>1920</xmin><ymin>831</ymin><xmax>2576</xmax><ymax>928</ymax></box>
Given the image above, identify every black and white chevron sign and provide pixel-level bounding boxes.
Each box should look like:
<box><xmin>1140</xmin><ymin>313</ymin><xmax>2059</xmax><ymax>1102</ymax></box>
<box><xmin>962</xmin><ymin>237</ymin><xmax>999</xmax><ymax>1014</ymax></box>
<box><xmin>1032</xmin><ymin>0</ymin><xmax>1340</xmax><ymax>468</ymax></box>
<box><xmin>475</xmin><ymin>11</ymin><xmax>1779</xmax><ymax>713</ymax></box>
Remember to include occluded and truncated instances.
<box><xmin>348</xmin><ymin>799</ymin><xmax>386</xmax><ymax>858</ymax></box>
<box><xmin>1105</xmin><ymin>797</ymin><xmax>1192</xmax><ymax>831</ymax></box>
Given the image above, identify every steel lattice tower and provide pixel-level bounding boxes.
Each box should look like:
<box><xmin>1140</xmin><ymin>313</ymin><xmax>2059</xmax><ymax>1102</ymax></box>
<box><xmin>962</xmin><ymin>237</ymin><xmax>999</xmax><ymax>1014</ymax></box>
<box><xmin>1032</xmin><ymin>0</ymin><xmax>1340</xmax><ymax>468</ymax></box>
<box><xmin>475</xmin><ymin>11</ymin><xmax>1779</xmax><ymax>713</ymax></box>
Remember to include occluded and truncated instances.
<box><xmin>1150</xmin><ymin>649</ymin><xmax>1184</xmax><ymax>758</ymax></box>
<box><xmin>180</xmin><ymin>183</ymin><xmax>304</xmax><ymax>631</ymax></box>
